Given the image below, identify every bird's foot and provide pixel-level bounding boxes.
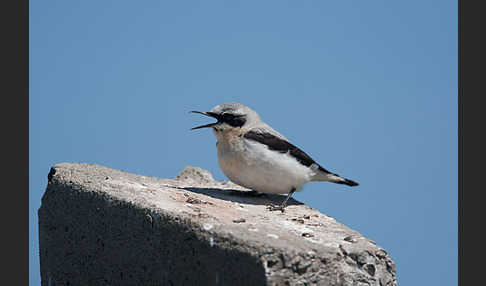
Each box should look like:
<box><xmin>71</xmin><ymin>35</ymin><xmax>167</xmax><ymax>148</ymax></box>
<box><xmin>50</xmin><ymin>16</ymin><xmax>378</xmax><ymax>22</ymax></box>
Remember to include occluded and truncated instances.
<box><xmin>266</xmin><ymin>204</ymin><xmax>286</xmax><ymax>213</ymax></box>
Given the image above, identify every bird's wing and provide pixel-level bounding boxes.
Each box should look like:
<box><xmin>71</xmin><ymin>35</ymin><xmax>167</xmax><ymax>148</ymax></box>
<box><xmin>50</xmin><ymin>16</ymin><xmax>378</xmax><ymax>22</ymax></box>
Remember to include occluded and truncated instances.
<box><xmin>243</xmin><ymin>127</ymin><xmax>332</xmax><ymax>174</ymax></box>
<box><xmin>247</xmin><ymin>123</ymin><xmax>288</xmax><ymax>141</ymax></box>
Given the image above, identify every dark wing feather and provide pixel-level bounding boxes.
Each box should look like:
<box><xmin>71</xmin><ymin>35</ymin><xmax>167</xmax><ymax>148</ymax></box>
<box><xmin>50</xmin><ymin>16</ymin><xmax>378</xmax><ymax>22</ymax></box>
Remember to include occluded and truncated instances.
<box><xmin>243</xmin><ymin>130</ymin><xmax>332</xmax><ymax>174</ymax></box>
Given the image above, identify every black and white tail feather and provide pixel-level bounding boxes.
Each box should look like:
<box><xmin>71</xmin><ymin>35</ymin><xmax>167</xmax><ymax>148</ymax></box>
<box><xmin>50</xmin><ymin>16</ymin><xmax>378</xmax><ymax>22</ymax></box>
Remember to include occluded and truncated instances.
<box><xmin>321</xmin><ymin>172</ymin><xmax>359</xmax><ymax>187</ymax></box>
<box><xmin>310</xmin><ymin>163</ymin><xmax>359</xmax><ymax>187</ymax></box>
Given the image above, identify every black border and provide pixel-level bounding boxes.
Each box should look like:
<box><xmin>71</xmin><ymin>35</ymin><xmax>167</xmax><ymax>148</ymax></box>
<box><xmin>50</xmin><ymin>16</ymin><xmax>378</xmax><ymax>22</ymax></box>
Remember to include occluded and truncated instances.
<box><xmin>459</xmin><ymin>0</ymin><xmax>485</xmax><ymax>285</ymax></box>
<box><xmin>3</xmin><ymin>0</ymin><xmax>29</xmax><ymax>285</ymax></box>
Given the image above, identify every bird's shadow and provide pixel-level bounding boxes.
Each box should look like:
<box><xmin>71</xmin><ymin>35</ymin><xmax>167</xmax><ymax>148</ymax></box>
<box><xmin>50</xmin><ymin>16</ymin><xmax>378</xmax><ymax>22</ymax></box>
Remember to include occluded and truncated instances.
<box><xmin>176</xmin><ymin>186</ymin><xmax>303</xmax><ymax>207</ymax></box>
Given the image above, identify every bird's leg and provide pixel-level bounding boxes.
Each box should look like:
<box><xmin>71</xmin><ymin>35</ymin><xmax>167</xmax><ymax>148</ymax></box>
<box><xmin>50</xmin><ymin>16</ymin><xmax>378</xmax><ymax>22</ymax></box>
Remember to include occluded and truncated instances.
<box><xmin>267</xmin><ymin>188</ymin><xmax>296</xmax><ymax>213</ymax></box>
<box><xmin>281</xmin><ymin>189</ymin><xmax>295</xmax><ymax>207</ymax></box>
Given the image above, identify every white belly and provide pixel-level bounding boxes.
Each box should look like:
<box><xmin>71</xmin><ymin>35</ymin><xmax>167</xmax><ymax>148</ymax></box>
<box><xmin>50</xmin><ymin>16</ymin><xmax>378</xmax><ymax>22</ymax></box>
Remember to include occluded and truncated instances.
<box><xmin>217</xmin><ymin>138</ymin><xmax>313</xmax><ymax>194</ymax></box>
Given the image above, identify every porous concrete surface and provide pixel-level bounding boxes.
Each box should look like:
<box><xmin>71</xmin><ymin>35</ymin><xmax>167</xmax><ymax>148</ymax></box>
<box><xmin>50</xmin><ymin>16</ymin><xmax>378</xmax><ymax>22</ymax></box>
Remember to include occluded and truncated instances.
<box><xmin>39</xmin><ymin>163</ymin><xmax>397</xmax><ymax>286</ymax></box>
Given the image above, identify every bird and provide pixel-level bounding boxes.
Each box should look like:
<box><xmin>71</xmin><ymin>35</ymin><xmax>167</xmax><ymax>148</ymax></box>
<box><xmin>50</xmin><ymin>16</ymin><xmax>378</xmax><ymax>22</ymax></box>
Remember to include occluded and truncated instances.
<box><xmin>190</xmin><ymin>102</ymin><xmax>358</xmax><ymax>212</ymax></box>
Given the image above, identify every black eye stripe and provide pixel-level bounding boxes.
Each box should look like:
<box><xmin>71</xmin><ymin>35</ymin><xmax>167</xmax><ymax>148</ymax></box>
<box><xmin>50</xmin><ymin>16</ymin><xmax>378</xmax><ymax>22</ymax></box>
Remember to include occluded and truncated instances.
<box><xmin>218</xmin><ymin>113</ymin><xmax>246</xmax><ymax>127</ymax></box>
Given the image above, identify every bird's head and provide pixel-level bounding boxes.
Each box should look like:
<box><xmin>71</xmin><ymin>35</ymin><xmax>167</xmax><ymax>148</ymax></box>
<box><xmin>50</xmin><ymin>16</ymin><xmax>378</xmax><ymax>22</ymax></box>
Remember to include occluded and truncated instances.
<box><xmin>190</xmin><ymin>102</ymin><xmax>260</xmax><ymax>135</ymax></box>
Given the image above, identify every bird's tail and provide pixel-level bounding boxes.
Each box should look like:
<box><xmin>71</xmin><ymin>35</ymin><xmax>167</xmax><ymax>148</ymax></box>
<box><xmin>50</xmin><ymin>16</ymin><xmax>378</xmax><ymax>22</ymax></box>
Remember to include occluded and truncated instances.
<box><xmin>312</xmin><ymin>170</ymin><xmax>359</xmax><ymax>187</ymax></box>
<box><xmin>329</xmin><ymin>174</ymin><xmax>359</xmax><ymax>186</ymax></box>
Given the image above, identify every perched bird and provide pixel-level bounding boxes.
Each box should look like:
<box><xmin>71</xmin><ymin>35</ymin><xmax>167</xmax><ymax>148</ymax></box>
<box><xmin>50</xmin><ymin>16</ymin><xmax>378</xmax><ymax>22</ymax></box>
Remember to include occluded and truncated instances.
<box><xmin>191</xmin><ymin>102</ymin><xmax>358</xmax><ymax>212</ymax></box>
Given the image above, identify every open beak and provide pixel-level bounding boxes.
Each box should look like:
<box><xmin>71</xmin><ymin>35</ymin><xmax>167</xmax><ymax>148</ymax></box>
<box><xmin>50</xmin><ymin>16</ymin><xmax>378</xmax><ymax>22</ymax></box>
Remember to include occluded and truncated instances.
<box><xmin>190</xmin><ymin>111</ymin><xmax>219</xmax><ymax>130</ymax></box>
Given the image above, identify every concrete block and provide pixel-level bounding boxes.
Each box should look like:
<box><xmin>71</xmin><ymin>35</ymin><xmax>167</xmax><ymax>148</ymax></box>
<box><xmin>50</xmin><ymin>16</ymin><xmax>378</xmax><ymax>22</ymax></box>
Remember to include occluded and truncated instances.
<box><xmin>38</xmin><ymin>163</ymin><xmax>397</xmax><ymax>286</ymax></box>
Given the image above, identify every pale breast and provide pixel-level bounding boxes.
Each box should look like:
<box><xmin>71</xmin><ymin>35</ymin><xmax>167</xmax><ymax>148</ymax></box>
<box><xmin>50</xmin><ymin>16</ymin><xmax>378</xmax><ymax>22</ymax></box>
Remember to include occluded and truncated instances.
<box><xmin>216</xmin><ymin>136</ymin><xmax>313</xmax><ymax>194</ymax></box>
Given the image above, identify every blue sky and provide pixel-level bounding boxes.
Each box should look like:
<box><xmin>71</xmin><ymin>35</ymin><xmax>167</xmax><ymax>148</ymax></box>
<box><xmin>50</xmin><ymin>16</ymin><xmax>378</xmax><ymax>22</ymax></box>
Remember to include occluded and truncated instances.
<box><xmin>30</xmin><ymin>1</ymin><xmax>457</xmax><ymax>285</ymax></box>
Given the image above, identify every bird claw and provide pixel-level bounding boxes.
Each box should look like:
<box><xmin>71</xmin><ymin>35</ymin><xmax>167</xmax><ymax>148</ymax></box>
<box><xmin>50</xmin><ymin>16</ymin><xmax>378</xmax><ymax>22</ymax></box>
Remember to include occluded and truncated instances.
<box><xmin>266</xmin><ymin>204</ymin><xmax>286</xmax><ymax>213</ymax></box>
